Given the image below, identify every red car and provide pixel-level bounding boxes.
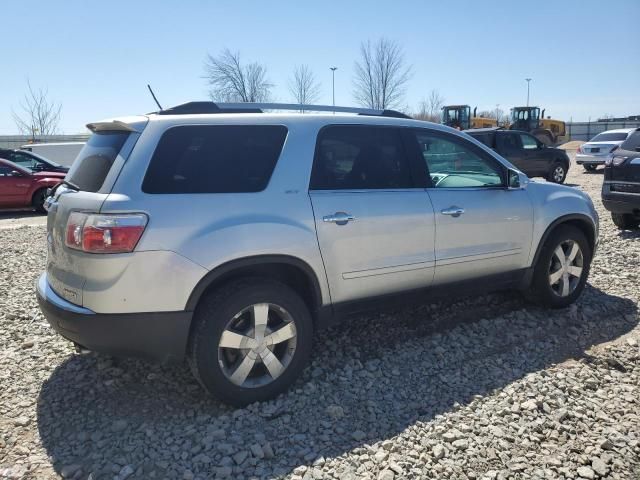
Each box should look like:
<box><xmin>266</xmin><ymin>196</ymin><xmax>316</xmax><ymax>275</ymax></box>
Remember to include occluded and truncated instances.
<box><xmin>0</xmin><ymin>158</ymin><xmax>65</xmax><ymax>212</ymax></box>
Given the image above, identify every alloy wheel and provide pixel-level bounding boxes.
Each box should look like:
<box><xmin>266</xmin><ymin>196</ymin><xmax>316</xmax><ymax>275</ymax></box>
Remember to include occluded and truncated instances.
<box><xmin>552</xmin><ymin>166</ymin><xmax>565</xmax><ymax>183</ymax></box>
<box><xmin>548</xmin><ymin>239</ymin><xmax>583</xmax><ymax>297</ymax></box>
<box><xmin>218</xmin><ymin>303</ymin><xmax>297</xmax><ymax>388</ymax></box>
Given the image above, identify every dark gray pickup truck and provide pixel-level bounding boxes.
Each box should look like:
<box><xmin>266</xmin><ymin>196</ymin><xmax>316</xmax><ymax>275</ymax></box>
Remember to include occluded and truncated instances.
<box><xmin>465</xmin><ymin>128</ymin><xmax>570</xmax><ymax>183</ymax></box>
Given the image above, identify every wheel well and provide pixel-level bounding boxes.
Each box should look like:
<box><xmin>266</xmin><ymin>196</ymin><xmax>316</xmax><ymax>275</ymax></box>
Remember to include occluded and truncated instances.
<box><xmin>31</xmin><ymin>187</ymin><xmax>47</xmax><ymax>204</ymax></box>
<box><xmin>534</xmin><ymin>216</ymin><xmax>596</xmax><ymax>266</ymax></box>
<box><xmin>186</xmin><ymin>258</ymin><xmax>322</xmax><ymax>318</ymax></box>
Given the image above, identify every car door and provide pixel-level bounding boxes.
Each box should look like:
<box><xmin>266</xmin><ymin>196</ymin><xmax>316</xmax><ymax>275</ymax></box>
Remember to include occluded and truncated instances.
<box><xmin>496</xmin><ymin>132</ymin><xmax>527</xmax><ymax>172</ymax></box>
<box><xmin>0</xmin><ymin>161</ymin><xmax>32</xmax><ymax>207</ymax></box>
<box><xmin>409</xmin><ymin>128</ymin><xmax>533</xmax><ymax>285</ymax></box>
<box><xmin>309</xmin><ymin>124</ymin><xmax>436</xmax><ymax>304</ymax></box>
<box><xmin>518</xmin><ymin>132</ymin><xmax>549</xmax><ymax>176</ymax></box>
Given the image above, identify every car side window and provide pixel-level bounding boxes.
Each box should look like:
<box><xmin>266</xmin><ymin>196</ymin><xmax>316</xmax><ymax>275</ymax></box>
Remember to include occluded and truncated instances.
<box><xmin>0</xmin><ymin>164</ymin><xmax>13</xmax><ymax>176</ymax></box>
<box><xmin>310</xmin><ymin>125</ymin><xmax>414</xmax><ymax>190</ymax></box>
<box><xmin>9</xmin><ymin>152</ymin><xmax>38</xmax><ymax>170</ymax></box>
<box><xmin>499</xmin><ymin>133</ymin><xmax>520</xmax><ymax>151</ymax></box>
<box><xmin>520</xmin><ymin>134</ymin><xmax>538</xmax><ymax>150</ymax></box>
<box><xmin>413</xmin><ymin>130</ymin><xmax>504</xmax><ymax>188</ymax></box>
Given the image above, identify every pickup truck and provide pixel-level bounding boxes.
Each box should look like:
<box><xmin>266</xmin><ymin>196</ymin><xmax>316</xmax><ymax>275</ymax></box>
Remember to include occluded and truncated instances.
<box><xmin>465</xmin><ymin>127</ymin><xmax>570</xmax><ymax>183</ymax></box>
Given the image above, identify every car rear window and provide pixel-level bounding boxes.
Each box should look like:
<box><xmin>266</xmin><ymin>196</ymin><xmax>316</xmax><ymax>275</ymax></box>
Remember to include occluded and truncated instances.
<box><xmin>66</xmin><ymin>131</ymin><xmax>130</xmax><ymax>192</ymax></box>
<box><xmin>142</xmin><ymin>125</ymin><xmax>288</xmax><ymax>194</ymax></box>
<box><xmin>310</xmin><ymin>125</ymin><xmax>414</xmax><ymax>190</ymax></box>
<box><xmin>591</xmin><ymin>132</ymin><xmax>629</xmax><ymax>142</ymax></box>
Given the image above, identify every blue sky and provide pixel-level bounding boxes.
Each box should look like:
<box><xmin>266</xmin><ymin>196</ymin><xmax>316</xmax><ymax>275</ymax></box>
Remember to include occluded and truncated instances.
<box><xmin>2</xmin><ymin>0</ymin><xmax>639</xmax><ymax>133</ymax></box>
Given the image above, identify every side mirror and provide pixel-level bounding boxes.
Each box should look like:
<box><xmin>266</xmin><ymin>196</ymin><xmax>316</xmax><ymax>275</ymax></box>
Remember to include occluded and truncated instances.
<box><xmin>508</xmin><ymin>169</ymin><xmax>528</xmax><ymax>190</ymax></box>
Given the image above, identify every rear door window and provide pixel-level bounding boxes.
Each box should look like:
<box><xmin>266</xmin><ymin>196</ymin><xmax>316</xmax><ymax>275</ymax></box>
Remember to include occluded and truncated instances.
<box><xmin>142</xmin><ymin>125</ymin><xmax>287</xmax><ymax>194</ymax></box>
<box><xmin>66</xmin><ymin>131</ymin><xmax>130</xmax><ymax>192</ymax></box>
<box><xmin>310</xmin><ymin>125</ymin><xmax>414</xmax><ymax>190</ymax></box>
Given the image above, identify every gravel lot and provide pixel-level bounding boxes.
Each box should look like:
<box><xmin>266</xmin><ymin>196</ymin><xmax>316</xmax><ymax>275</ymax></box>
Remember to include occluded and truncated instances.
<box><xmin>1</xmin><ymin>156</ymin><xmax>639</xmax><ymax>480</ymax></box>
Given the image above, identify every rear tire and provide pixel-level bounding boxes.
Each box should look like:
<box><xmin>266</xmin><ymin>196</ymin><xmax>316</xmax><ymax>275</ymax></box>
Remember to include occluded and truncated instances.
<box><xmin>526</xmin><ymin>225</ymin><xmax>591</xmax><ymax>308</ymax></box>
<box><xmin>32</xmin><ymin>189</ymin><xmax>47</xmax><ymax>213</ymax></box>
<box><xmin>188</xmin><ymin>278</ymin><xmax>313</xmax><ymax>406</ymax></box>
<box><xmin>583</xmin><ymin>164</ymin><xmax>597</xmax><ymax>172</ymax></box>
<box><xmin>611</xmin><ymin>213</ymin><xmax>640</xmax><ymax>230</ymax></box>
<box><xmin>547</xmin><ymin>162</ymin><xmax>567</xmax><ymax>184</ymax></box>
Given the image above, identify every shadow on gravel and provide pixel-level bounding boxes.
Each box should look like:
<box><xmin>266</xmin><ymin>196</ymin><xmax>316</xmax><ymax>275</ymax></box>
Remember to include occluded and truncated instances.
<box><xmin>616</xmin><ymin>228</ymin><xmax>640</xmax><ymax>240</ymax></box>
<box><xmin>37</xmin><ymin>286</ymin><xmax>637</xmax><ymax>479</ymax></box>
<box><xmin>0</xmin><ymin>209</ymin><xmax>44</xmax><ymax>219</ymax></box>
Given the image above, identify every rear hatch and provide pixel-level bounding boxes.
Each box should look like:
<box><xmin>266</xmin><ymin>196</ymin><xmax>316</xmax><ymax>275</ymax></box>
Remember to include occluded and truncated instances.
<box><xmin>45</xmin><ymin>118</ymin><xmax>147</xmax><ymax>306</ymax></box>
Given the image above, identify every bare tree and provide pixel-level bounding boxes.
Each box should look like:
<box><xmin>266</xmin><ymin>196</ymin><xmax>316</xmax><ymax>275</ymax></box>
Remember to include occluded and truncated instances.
<box><xmin>288</xmin><ymin>65</ymin><xmax>321</xmax><ymax>108</ymax></box>
<box><xmin>204</xmin><ymin>48</ymin><xmax>273</xmax><ymax>102</ymax></box>
<box><xmin>12</xmin><ymin>80</ymin><xmax>62</xmax><ymax>139</ymax></box>
<box><xmin>353</xmin><ymin>38</ymin><xmax>412</xmax><ymax>110</ymax></box>
<box><xmin>414</xmin><ymin>89</ymin><xmax>444</xmax><ymax>122</ymax></box>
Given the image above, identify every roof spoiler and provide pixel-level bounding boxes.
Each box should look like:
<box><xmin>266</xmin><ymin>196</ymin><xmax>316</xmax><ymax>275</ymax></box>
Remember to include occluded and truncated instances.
<box><xmin>86</xmin><ymin>119</ymin><xmax>145</xmax><ymax>133</ymax></box>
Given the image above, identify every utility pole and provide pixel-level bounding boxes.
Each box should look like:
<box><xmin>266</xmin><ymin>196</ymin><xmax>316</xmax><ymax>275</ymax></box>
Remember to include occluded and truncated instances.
<box><xmin>525</xmin><ymin>78</ymin><xmax>532</xmax><ymax>107</ymax></box>
<box><xmin>330</xmin><ymin>67</ymin><xmax>338</xmax><ymax>113</ymax></box>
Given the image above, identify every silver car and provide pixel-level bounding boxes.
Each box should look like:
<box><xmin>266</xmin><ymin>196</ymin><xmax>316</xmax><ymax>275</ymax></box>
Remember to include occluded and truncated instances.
<box><xmin>36</xmin><ymin>102</ymin><xmax>599</xmax><ymax>406</ymax></box>
<box><xmin>576</xmin><ymin>128</ymin><xmax>639</xmax><ymax>172</ymax></box>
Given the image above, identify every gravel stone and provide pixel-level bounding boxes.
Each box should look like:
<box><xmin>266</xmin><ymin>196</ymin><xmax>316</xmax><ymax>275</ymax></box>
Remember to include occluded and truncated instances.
<box><xmin>0</xmin><ymin>158</ymin><xmax>639</xmax><ymax>478</ymax></box>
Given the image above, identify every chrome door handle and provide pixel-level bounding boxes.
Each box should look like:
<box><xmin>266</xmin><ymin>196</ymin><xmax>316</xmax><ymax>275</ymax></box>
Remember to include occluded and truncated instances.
<box><xmin>441</xmin><ymin>206</ymin><xmax>465</xmax><ymax>217</ymax></box>
<box><xmin>323</xmin><ymin>212</ymin><xmax>355</xmax><ymax>225</ymax></box>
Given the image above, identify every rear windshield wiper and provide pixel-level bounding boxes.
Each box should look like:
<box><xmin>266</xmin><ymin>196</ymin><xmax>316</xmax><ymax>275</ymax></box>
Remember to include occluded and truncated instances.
<box><xmin>61</xmin><ymin>179</ymin><xmax>80</xmax><ymax>191</ymax></box>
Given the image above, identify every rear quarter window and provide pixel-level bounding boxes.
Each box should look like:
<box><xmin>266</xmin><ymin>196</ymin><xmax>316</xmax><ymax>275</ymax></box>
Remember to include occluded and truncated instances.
<box><xmin>66</xmin><ymin>131</ymin><xmax>130</xmax><ymax>192</ymax></box>
<box><xmin>142</xmin><ymin>125</ymin><xmax>288</xmax><ymax>194</ymax></box>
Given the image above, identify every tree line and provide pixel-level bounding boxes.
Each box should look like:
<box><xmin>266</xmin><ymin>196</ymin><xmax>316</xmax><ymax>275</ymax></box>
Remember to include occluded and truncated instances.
<box><xmin>205</xmin><ymin>38</ymin><xmax>444</xmax><ymax>120</ymax></box>
<box><xmin>12</xmin><ymin>37</ymin><xmax>446</xmax><ymax>135</ymax></box>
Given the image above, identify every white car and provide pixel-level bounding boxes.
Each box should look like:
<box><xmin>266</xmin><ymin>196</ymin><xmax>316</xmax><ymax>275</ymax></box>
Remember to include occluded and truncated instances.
<box><xmin>576</xmin><ymin>128</ymin><xmax>639</xmax><ymax>172</ymax></box>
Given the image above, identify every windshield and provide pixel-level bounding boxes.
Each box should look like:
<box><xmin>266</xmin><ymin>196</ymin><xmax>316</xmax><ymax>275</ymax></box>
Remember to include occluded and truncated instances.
<box><xmin>591</xmin><ymin>132</ymin><xmax>629</xmax><ymax>142</ymax></box>
<box><xmin>511</xmin><ymin>108</ymin><xmax>540</xmax><ymax>122</ymax></box>
<box><xmin>65</xmin><ymin>131</ymin><xmax>130</xmax><ymax>192</ymax></box>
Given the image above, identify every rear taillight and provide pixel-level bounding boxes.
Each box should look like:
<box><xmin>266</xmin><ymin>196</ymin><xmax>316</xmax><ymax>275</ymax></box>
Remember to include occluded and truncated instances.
<box><xmin>65</xmin><ymin>212</ymin><xmax>148</xmax><ymax>253</ymax></box>
<box><xmin>577</xmin><ymin>145</ymin><xmax>583</xmax><ymax>154</ymax></box>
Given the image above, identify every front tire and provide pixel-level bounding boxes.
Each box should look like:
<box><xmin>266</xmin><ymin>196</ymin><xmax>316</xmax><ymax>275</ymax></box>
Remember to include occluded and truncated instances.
<box><xmin>188</xmin><ymin>278</ymin><xmax>313</xmax><ymax>406</ymax></box>
<box><xmin>611</xmin><ymin>213</ymin><xmax>640</xmax><ymax>230</ymax></box>
<box><xmin>526</xmin><ymin>225</ymin><xmax>591</xmax><ymax>308</ymax></box>
<box><xmin>32</xmin><ymin>189</ymin><xmax>47</xmax><ymax>213</ymax></box>
<box><xmin>548</xmin><ymin>162</ymin><xmax>567</xmax><ymax>183</ymax></box>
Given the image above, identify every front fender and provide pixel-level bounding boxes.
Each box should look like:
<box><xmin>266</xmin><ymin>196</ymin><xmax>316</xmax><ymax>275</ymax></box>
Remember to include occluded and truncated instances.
<box><xmin>526</xmin><ymin>181</ymin><xmax>598</xmax><ymax>266</ymax></box>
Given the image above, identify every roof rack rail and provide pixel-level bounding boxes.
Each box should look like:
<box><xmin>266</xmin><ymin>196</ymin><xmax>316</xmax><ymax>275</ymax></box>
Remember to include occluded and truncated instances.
<box><xmin>156</xmin><ymin>102</ymin><xmax>411</xmax><ymax>119</ymax></box>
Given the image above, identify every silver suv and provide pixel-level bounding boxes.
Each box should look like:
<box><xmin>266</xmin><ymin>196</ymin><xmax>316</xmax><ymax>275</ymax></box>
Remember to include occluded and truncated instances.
<box><xmin>37</xmin><ymin>102</ymin><xmax>599</xmax><ymax>406</ymax></box>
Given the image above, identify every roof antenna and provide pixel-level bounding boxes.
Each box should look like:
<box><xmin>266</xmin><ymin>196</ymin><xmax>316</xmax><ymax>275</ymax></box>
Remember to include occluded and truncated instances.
<box><xmin>147</xmin><ymin>84</ymin><xmax>163</xmax><ymax>111</ymax></box>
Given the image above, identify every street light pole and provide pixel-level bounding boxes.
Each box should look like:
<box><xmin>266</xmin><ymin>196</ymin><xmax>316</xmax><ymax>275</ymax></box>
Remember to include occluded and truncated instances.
<box><xmin>525</xmin><ymin>78</ymin><xmax>532</xmax><ymax>107</ymax></box>
<box><xmin>330</xmin><ymin>67</ymin><xmax>337</xmax><ymax>113</ymax></box>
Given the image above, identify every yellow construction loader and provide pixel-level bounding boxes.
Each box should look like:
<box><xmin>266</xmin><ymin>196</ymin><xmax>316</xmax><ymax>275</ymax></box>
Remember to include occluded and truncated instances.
<box><xmin>441</xmin><ymin>105</ymin><xmax>497</xmax><ymax>130</ymax></box>
<box><xmin>509</xmin><ymin>106</ymin><xmax>567</xmax><ymax>145</ymax></box>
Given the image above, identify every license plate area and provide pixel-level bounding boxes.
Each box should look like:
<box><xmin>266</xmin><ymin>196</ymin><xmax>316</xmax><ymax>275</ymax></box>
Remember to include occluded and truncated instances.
<box><xmin>591</xmin><ymin>148</ymin><xmax>600</xmax><ymax>153</ymax></box>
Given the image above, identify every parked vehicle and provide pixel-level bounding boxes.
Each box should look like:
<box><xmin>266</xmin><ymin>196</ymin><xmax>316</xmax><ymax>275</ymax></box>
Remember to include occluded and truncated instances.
<box><xmin>464</xmin><ymin>127</ymin><xmax>570</xmax><ymax>183</ymax></box>
<box><xmin>602</xmin><ymin>130</ymin><xmax>640</xmax><ymax>229</ymax></box>
<box><xmin>0</xmin><ymin>148</ymin><xmax>69</xmax><ymax>173</ymax></box>
<box><xmin>577</xmin><ymin>128</ymin><xmax>639</xmax><ymax>172</ymax></box>
<box><xmin>0</xmin><ymin>158</ymin><xmax>66</xmax><ymax>212</ymax></box>
<box><xmin>20</xmin><ymin>142</ymin><xmax>85</xmax><ymax>167</ymax></box>
<box><xmin>36</xmin><ymin>102</ymin><xmax>599</xmax><ymax>406</ymax></box>
<box><xmin>441</xmin><ymin>105</ymin><xmax>496</xmax><ymax>130</ymax></box>
<box><xmin>509</xmin><ymin>106</ymin><xmax>566</xmax><ymax>146</ymax></box>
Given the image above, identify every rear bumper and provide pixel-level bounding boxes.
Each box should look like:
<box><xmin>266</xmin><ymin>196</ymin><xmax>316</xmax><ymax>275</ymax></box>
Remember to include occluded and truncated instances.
<box><xmin>575</xmin><ymin>154</ymin><xmax>606</xmax><ymax>165</ymax></box>
<box><xmin>602</xmin><ymin>184</ymin><xmax>640</xmax><ymax>215</ymax></box>
<box><xmin>36</xmin><ymin>273</ymin><xmax>192</xmax><ymax>362</ymax></box>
